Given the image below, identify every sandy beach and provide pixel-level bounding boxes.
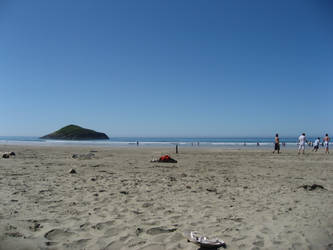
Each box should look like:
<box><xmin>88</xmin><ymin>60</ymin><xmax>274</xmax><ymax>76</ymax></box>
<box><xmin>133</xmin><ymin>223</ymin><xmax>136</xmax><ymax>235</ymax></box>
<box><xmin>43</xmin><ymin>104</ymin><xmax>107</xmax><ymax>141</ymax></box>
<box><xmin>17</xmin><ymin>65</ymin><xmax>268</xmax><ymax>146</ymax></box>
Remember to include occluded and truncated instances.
<box><xmin>0</xmin><ymin>145</ymin><xmax>332</xmax><ymax>250</ymax></box>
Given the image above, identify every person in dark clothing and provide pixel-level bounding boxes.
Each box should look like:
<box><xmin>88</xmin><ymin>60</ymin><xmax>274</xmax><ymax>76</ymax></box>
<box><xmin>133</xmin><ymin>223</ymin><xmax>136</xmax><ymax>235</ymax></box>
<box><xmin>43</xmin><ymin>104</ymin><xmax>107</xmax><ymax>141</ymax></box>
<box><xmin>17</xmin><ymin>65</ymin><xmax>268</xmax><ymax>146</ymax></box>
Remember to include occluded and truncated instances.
<box><xmin>273</xmin><ymin>133</ymin><xmax>280</xmax><ymax>154</ymax></box>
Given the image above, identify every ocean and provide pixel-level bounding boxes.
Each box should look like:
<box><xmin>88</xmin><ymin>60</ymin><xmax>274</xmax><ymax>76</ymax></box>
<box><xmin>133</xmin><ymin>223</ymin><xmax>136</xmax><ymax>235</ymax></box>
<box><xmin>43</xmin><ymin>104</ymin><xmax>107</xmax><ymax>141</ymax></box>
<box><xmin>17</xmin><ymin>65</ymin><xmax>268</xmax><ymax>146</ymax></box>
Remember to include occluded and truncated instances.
<box><xmin>0</xmin><ymin>136</ymin><xmax>328</xmax><ymax>148</ymax></box>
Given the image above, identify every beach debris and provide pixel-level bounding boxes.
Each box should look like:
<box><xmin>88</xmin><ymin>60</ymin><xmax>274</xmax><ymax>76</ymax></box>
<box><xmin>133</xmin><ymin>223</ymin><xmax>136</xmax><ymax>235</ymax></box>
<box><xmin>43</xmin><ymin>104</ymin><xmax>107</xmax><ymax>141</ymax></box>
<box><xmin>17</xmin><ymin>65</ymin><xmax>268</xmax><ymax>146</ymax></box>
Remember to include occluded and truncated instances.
<box><xmin>2</xmin><ymin>153</ymin><xmax>9</xmax><ymax>158</ymax></box>
<box><xmin>29</xmin><ymin>222</ymin><xmax>42</xmax><ymax>232</ymax></box>
<box><xmin>206</xmin><ymin>188</ymin><xmax>218</xmax><ymax>193</ymax></box>
<box><xmin>120</xmin><ymin>191</ymin><xmax>129</xmax><ymax>195</ymax></box>
<box><xmin>132</xmin><ymin>210</ymin><xmax>143</xmax><ymax>215</ymax></box>
<box><xmin>146</xmin><ymin>226</ymin><xmax>177</xmax><ymax>235</ymax></box>
<box><xmin>186</xmin><ymin>231</ymin><xmax>226</xmax><ymax>249</ymax></box>
<box><xmin>151</xmin><ymin>155</ymin><xmax>177</xmax><ymax>163</ymax></box>
<box><xmin>2</xmin><ymin>152</ymin><xmax>16</xmax><ymax>158</ymax></box>
<box><xmin>298</xmin><ymin>184</ymin><xmax>326</xmax><ymax>191</ymax></box>
<box><xmin>169</xmin><ymin>176</ymin><xmax>177</xmax><ymax>182</ymax></box>
<box><xmin>69</xmin><ymin>169</ymin><xmax>77</xmax><ymax>174</ymax></box>
<box><xmin>223</xmin><ymin>216</ymin><xmax>243</xmax><ymax>222</ymax></box>
<box><xmin>136</xmin><ymin>227</ymin><xmax>144</xmax><ymax>236</ymax></box>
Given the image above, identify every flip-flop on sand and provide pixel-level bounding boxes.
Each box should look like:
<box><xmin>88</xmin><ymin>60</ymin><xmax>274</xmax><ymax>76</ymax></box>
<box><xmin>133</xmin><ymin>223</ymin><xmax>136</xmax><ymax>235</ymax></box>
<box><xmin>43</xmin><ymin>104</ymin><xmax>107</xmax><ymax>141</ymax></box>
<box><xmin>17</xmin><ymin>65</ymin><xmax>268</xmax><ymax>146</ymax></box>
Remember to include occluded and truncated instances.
<box><xmin>186</xmin><ymin>231</ymin><xmax>226</xmax><ymax>248</ymax></box>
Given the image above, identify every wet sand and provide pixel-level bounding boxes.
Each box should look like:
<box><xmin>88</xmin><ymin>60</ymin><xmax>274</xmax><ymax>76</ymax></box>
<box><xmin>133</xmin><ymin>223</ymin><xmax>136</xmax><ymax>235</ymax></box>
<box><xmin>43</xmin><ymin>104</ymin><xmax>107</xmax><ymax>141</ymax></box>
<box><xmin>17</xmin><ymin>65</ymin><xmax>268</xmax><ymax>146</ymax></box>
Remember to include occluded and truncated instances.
<box><xmin>0</xmin><ymin>145</ymin><xmax>333</xmax><ymax>250</ymax></box>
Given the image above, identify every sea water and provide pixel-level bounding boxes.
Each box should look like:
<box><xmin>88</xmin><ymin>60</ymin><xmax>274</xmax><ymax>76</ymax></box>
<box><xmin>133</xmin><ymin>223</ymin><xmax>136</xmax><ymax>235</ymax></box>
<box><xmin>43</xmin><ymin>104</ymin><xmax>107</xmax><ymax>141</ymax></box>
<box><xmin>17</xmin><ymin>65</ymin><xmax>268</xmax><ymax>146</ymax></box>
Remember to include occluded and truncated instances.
<box><xmin>0</xmin><ymin>136</ymin><xmax>329</xmax><ymax>148</ymax></box>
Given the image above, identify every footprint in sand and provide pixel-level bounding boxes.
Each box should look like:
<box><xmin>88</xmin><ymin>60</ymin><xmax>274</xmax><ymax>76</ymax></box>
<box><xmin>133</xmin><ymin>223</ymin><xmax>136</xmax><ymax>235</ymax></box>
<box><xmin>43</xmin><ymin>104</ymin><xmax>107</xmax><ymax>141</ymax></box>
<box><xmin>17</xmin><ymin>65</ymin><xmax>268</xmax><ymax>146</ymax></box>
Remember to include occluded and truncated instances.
<box><xmin>61</xmin><ymin>238</ymin><xmax>91</xmax><ymax>249</ymax></box>
<box><xmin>146</xmin><ymin>227</ymin><xmax>177</xmax><ymax>235</ymax></box>
<box><xmin>260</xmin><ymin>227</ymin><xmax>270</xmax><ymax>234</ymax></box>
<box><xmin>291</xmin><ymin>242</ymin><xmax>304</xmax><ymax>249</ymax></box>
<box><xmin>232</xmin><ymin>235</ymin><xmax>247</xmax><ymax>242</ymax></box>
<box><xmin>91</xmin><ymin>220</ymin><xmax>115</xmax><ymax>230</ymax></box>
<box><xmin>252</xmin><ymin>239</ymin><xmax>264</xmax><ymax>247</ymax></box>
<box><xmin>139</xmin><ymin>243</ymin><xmax>165</xmax><ymax>250</ymax></box>
<box><xmin>44</xmin><ymin>228</ymin><xmax>75</xmax><ymax>241</ymax></box>
<box><xmin>273</xmin><ymin>240</ymin><xmax>283</xmax><ymax>245</ymax></box>
<box><xmin>238</xmin><ymin>243</ymin><xmax>247</xmax><ymax>250</ymax></box>
<box><xmin>79</xmin><ymin>223</ymin><xmax>91</xmax><ymax>231</ymax></box>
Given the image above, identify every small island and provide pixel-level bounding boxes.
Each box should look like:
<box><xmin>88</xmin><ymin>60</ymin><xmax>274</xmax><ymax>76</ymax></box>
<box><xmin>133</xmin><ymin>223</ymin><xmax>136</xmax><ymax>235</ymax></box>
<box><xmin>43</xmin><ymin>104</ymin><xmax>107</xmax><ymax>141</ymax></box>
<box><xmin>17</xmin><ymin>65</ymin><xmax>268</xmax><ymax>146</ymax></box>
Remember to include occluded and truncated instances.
<box><xmin>40</xmin><ymin>125</ymin><xmax>109</xmax><ymax>140</ymax></box>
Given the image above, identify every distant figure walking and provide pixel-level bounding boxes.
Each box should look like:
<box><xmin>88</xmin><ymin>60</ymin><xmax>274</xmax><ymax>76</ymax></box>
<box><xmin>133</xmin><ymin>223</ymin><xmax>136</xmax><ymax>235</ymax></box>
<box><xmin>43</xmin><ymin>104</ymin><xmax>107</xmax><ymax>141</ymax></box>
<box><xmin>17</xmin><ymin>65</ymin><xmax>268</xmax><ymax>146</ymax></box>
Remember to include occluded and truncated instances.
<box><xmin>136</xmin><ymin>141</ymin><xmax>139</xmax><ymax>147</ymax></box>
<box><xmin>312</xmin><ymin>137</ymin><xmax>320</xmax><ymax>152</ymax></box>
<box><xmin>257</xmin><ymin>142</ymin><xmax>260</xmax><ymax>146</ymax></box>
<box><xmin>324</xmin><ymin>133</ymin><xmax>330</xmax><ymax>154</ymax></box>
<box><xmin>298</xmin><ymin>133</ymin><xmax>307</xmax><ymax>155</ymax></box>
<box><xmin>273</xmin><ymin>133</ymin><xmax>280</xmax><ymax>154</ymax></box>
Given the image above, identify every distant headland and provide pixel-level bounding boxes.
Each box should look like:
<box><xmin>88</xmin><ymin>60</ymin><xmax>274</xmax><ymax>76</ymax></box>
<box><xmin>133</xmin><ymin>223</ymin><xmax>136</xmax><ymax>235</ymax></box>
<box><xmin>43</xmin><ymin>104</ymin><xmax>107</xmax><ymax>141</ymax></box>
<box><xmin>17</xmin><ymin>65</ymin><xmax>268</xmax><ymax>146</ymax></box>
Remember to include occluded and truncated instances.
<box><xmin>40</xmin><ymin>125</ymin><xmax>109</xmax><ymax>140</ymax></box>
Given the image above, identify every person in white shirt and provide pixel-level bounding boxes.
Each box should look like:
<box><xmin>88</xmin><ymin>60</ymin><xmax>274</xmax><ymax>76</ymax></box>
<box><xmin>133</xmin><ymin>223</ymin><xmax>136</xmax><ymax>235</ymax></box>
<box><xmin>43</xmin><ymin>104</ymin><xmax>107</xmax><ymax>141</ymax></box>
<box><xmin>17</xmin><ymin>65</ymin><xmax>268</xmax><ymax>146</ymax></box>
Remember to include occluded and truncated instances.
<box><xmin>298</xmin><ymin>133</ymin><xmax>307</xmax><ymax>154</ymax></box>
<box><xmin>312</xmin><ymin>137</ymin><xmax>320</xmax><ymax>152</ymax></box>
<box><xmin>323</xmin><ymin>133</ymin><xmax>330</xmax><ymax>154</ymax></box>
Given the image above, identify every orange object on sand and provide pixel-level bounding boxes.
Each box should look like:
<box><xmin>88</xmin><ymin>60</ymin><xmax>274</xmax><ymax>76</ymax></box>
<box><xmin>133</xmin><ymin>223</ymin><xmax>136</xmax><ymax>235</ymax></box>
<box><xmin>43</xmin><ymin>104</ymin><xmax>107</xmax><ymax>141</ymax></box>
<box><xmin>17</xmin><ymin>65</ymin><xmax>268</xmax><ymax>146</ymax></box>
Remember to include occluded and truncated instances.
<box><xmin>159</xmin><ymin>155</ymin><xmax>177</xmax><ymax>163</ymax></box>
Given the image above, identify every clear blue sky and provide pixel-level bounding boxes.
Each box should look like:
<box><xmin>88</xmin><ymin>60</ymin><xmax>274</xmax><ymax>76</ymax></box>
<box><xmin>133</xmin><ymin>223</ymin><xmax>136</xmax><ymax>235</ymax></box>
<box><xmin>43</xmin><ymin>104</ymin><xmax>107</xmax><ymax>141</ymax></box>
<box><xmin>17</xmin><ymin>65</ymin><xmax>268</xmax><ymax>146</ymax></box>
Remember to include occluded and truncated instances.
<box><xmin>0</xmin><ymin>0</ymin><xmax>332</xmax><ymax>137</ymax></box>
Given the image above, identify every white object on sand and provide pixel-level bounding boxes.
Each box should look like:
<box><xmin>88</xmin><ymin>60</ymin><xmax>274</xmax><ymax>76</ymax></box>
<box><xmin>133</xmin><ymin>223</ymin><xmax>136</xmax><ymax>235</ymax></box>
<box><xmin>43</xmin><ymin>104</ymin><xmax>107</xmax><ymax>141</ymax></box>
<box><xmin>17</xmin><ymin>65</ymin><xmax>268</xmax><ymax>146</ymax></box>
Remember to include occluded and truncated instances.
<box><xmin>187</xmin><ymin>231</ymin><xmax>226</xmax><ymax>248</ymax></box>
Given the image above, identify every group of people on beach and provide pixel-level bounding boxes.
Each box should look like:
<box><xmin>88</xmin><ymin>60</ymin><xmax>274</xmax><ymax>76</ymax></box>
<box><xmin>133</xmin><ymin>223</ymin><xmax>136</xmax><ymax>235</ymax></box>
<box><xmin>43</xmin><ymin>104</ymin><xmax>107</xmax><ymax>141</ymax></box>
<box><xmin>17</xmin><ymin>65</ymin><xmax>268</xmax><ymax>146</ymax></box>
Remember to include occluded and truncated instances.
<box><xmin>273</xmin><ymin>133</ymin><xmax>330</xmax><ymax>154</ymax></box>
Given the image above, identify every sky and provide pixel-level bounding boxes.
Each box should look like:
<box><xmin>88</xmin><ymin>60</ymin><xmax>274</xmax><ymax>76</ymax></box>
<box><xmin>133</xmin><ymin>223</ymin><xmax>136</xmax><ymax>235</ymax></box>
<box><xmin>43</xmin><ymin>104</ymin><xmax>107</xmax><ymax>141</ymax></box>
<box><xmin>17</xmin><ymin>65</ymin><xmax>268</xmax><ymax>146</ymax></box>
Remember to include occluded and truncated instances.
<box><xmin>0</xmin><ymin>0</ymin><xmax>332</xmax><ymax>137</ymax></box>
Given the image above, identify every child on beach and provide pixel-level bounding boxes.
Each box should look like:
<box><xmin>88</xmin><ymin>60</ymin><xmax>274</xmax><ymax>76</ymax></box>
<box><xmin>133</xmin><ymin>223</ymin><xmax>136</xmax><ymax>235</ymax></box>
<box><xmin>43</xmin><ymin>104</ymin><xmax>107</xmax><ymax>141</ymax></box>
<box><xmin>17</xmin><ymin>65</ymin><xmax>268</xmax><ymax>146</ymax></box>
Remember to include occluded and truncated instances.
<box><xmin>312</xmin><ymin>137</ymin><xmax>320</xmax><ymax>152</ymax></box>
<box><xmin>273</xmin><ymin>133</ymin><xmax>280</xmax><ymax>154</ymax></box>
<box><xmin>298</xmin><ymin>133</ymin><xmax>307</xmax><ymax>155</ymax></box>
<box><xmin>324</xmin><ymin>133</ymin><xmax>330</xmax><ymax>154</ymax></box>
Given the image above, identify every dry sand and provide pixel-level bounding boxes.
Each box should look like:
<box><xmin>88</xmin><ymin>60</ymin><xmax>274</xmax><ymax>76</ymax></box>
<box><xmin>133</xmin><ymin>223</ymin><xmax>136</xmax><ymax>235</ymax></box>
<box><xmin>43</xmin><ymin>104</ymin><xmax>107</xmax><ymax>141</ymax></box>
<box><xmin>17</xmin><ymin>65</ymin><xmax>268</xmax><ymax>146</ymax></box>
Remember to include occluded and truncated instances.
<box><xmin>0</xmin><ymin>145</ymin><xmax>333</xmax><ymax>250</ymax></box>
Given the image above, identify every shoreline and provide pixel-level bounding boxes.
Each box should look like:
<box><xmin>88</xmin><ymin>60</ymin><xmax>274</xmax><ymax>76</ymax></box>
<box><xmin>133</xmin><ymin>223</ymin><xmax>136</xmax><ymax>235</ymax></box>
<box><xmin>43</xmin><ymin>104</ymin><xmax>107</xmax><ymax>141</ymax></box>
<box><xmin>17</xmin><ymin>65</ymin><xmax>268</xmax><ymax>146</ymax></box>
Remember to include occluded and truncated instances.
<box><xmin>2</xmin><ymin>136</ymin><xmax>331</xmax><ymax>149</ymax></box>
<box><xmin>0</xmin><ymin>141</ymin><xmax>313</xmax><ymax>150</ymax></box>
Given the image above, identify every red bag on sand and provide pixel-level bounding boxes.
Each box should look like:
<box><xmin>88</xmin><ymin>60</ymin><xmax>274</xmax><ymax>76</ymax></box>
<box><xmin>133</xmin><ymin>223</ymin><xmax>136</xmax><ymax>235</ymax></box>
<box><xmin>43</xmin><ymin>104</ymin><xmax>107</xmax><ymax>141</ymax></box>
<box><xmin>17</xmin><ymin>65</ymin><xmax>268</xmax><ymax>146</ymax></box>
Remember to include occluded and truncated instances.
<box><xmin>160</xmin><ymin>155</ymin><xmax>169</xmax><ymax>161</ymax></box>
<box><xmin>159</xmin><ymin>155</ymin><xmax>177</xmax><ymax>163</ymax></box>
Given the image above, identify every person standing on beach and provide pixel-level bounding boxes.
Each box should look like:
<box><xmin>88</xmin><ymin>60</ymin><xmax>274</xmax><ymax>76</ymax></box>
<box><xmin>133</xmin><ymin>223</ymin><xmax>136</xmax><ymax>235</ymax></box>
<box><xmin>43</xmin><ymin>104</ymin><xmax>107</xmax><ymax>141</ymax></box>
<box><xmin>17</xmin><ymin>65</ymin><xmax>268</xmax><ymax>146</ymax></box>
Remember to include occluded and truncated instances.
<box><xmin>312</xmin><ymin>137</ymin><xmax>320</xmax><ymax>152</ymax></box>
<box><xmin>298</xmin><ymin>133</ymin><xmax>307</xmax><ymax>154</ymax></box>
<box><xmin>323</xmin><ymin>133</ymin><xmax>330</xmax><ymax>154</ymax></box>
<box><xmin>273</xmin><ymin>133</ymin><xmax>280</xmax><ymax>154</ymax></box>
